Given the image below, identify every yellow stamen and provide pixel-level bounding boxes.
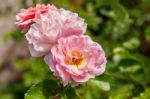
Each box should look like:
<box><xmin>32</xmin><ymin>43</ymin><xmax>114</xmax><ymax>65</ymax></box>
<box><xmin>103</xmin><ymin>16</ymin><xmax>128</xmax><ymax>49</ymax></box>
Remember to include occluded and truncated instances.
<box><xmin>65</xmin><ymin>51</ymin><xmax>83</xmax><ymax>68</ymax></box>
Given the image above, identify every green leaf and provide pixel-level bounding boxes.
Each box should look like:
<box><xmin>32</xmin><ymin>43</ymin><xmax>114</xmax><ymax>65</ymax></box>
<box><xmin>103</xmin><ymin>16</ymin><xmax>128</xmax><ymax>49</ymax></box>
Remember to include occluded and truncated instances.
<box><xmin>119</xmin><ymin>64</ymin><xmax>141</xmax><ymax>73</ymax></box>
<box><xmin>80</xmin><ymin>80</ymin><xmax>111</xmax><ymax>99</ymax></box>
<box><xmin>123</xmin><ymin>38</ymin><xmax>140</xmax><ymax>50</ymax></box>
<box><xmin>109</xmin><ymin>84</ymin><xmax>134</xmax><ymax>99</ymax></box>
<box><xmin>89</xmin><ymin>80</ymin><xmax>110</xmax><ymax>91</ymax></box>
<box><xmin>140</xmin><ymin>88</ymin><xmax>150</xmax><ymax>99</ymax></box>
<box><xmin>64</xmin><ymin>85</ymin><xmax>78</xmax><ymax>99</ymax></box>
<box><xmin>25</xmin><ymin>79</ymin><xmax>61</xmax><ymax>99</ymax></box>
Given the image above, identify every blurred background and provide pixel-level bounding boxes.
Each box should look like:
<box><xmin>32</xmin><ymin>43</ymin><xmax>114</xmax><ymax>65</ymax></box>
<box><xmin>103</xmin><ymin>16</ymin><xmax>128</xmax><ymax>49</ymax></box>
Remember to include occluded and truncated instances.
<box><xmin>0</xmin><ymin>0</ymin><xmax>150</xmax><ymax>99</ymax></box>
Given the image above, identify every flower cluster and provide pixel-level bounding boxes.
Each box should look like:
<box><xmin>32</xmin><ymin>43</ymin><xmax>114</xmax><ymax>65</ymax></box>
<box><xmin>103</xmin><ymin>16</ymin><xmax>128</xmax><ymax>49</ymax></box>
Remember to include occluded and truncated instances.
<box><xmin>15</xmin><ymin>4</ymin><xmax>107</xmax><ymax>85</ymax></box>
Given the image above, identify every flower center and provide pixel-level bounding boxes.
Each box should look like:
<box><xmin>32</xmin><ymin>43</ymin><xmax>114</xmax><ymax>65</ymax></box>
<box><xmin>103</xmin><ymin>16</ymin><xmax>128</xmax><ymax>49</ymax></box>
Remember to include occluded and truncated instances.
<box><xmin>65</xmin><ymin>51</ymin><xmax>83</xmax><ymax>67</ymax></box>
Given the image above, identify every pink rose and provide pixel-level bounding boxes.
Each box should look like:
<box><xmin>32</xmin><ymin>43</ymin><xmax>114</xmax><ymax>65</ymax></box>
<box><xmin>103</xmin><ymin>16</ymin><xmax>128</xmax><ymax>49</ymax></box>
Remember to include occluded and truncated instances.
<box><xmin>25</xmin><ymin>9</ymin><xmax>86</xmax><ymax>57</ymax></box>
<box><xmin>44</xmin><ymin>35</ymin><xmax>107</xmax><ymax>85</ymax></box>
<box><xmin>15</xmin><ymin>4</ymin><xmax>56</xmax><ymax>32</ymax></box>
<box><xmin>58</xmin><ymin>8</ymin><xmax>87</xmax><ymax>36</ymax></box>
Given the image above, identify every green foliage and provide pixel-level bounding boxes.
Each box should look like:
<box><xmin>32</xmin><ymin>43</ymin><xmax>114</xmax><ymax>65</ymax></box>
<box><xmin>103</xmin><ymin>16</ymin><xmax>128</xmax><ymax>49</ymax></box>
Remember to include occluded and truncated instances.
<box><xmin>89</xmin><ymin>80</ymin><xmax>110</xmax><ymax>91</ymax></box>
<box><xmin>25</xmin><ymin>79</ymin><xmax>79</xmax><ymax>99</ymax></box>
<box><xmin>25</xmin><ymin>79</ymin><xmax>61</xmax><ymax>99</ymax></box>
<box><xmin>140</xmin><ymin>88</ymin><xmax>150</xmax><ymax>99</ymax></box>
<box><xmin>85</xmin><ymin>80</ymin><xmax>110</xmax><ymax>99</ymax></box>
<box><xmin>109</xmin><ymin>84</ymin><xmax>134</xmax><ymax>99</ymax></box>
<box><xmin>13</xmin><ymin>57</ymin><xmax>56</xmax><ymax>87</ymax></box>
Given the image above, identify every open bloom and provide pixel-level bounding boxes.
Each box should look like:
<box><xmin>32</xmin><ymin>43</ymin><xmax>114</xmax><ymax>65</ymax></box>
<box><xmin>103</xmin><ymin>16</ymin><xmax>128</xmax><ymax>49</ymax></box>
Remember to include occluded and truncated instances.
<box><xmin>15</xmin><ymin>4</ymin><xmax>56</xmax><ymax>32</ymax></box>
<box><xmin>25</xmin><ymin>9</ymin><xmax>86</xmax><ymax>57</ymax></box>
<box><xmin>44</xmin><ymin>35</ymin><xmax>107</xmax><ymax>85</ymax></box>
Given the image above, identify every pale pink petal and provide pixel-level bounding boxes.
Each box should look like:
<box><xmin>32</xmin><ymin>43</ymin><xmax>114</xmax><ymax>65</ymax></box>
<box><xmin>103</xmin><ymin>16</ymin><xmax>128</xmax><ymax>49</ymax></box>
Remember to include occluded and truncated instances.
<box><xmin>29</xmin><ymin>45</ymin><xmax>47</xmax><ymax>57</ymax></box>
